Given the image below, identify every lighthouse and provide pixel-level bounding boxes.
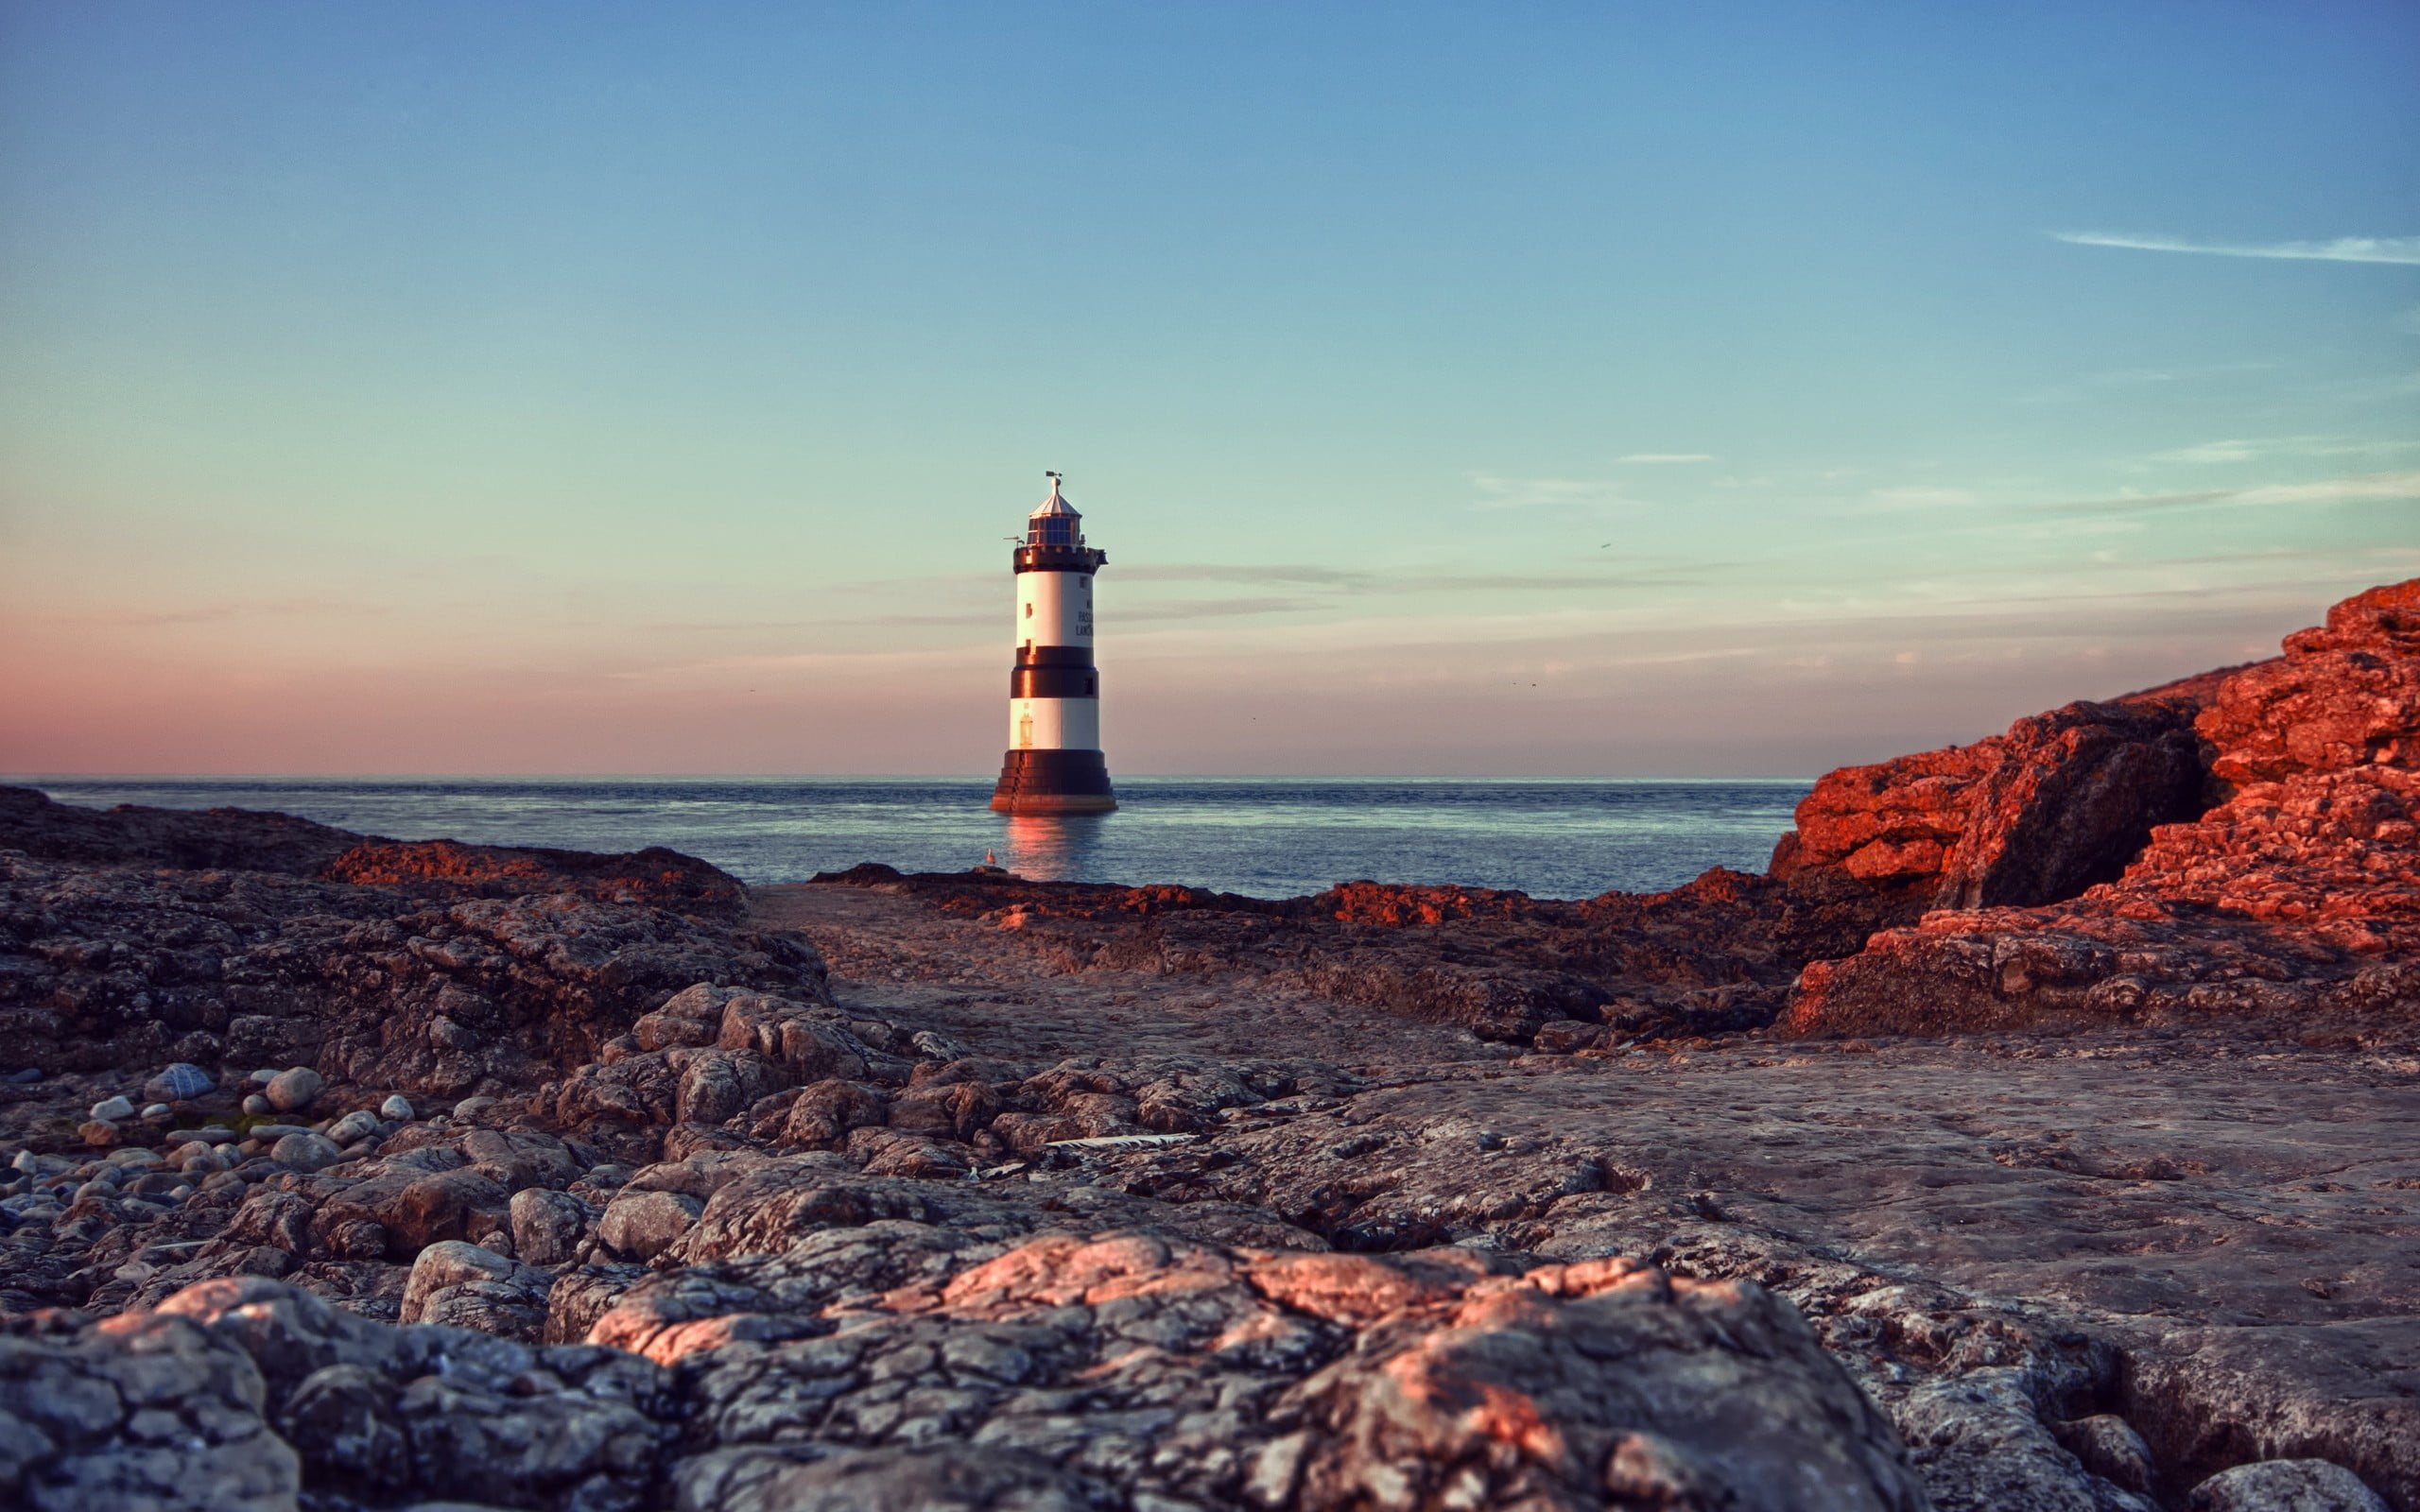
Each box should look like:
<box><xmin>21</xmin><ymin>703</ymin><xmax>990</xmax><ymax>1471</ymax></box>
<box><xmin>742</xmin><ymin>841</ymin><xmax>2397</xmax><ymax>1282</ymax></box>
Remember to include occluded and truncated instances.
<box><xmin>990</xmin><ymin>472</ymin><xmax>1117</xmax><ymax>814</ymax></box>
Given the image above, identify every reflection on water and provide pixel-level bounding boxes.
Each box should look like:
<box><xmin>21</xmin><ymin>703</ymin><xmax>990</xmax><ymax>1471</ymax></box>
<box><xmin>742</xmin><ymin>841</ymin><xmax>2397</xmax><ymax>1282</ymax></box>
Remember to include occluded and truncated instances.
<box><xmin>1001</xmin><ymin>813</ymin><xmax>1111</xmax><ymax>882</ymax></box>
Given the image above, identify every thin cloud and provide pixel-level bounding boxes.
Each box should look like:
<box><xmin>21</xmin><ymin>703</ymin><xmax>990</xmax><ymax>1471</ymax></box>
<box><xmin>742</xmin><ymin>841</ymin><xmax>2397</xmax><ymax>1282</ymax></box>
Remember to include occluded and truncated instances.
<box><xmin>2234</xmin><ymin>472</ymin><xmax>2420</xmax><ymax>507</ymax></box>
<box><xmin>1118</xmin><ymin>563</ymin><xmax>1374</xmax><ymax>587</ymax></box>
<box><xmin>1616</xmin><ymin>453</ymin><xmax>1714</xmax><ymax>464</ymax></box>
<box><xmin>1119</xmin><ymin>595</ymin><xmax>1319</xmax><ymax>623</ymax></box>
<box><xmin>2150</xmin><ymin>440</ymin><xmax>2262</xmax><ymax>464</ymax></box>
<box><xmin>1855</xmin><ymin>487</ymin><xmax>1979</xmax><ymax>514</ymax></box>
<box><xmin>2040</xmin><ymin>470</ymin><xmax>2420</xmax><ymax>516</ymax></box>
<box><xmin>2146</xmin><ymin>437</ymin><xmax>2420</xmax><ymax>465</ymax></box>
<box><xmin>1467</xmin><ymin>473</ymin><xmax>1638</xmax><ymax>511</ymax></box>
<box><xmin>2050</xmin><ymin>231</ymin><xmax>2420</xmax><ymax>265</ymax></box>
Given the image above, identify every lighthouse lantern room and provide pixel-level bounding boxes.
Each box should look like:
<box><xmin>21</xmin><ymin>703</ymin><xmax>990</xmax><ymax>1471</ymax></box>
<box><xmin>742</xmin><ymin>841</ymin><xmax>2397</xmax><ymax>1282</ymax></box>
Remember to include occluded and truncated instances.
<box><xmin>990</xmin><ymin>472</ymin><xmax>1117</xmax><ymax>814</ymax></box>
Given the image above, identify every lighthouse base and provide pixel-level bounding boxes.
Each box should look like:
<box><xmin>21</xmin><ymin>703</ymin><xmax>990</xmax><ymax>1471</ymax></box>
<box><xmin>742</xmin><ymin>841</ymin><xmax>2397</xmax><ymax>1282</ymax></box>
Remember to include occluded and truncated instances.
<box><xmin>991</xmin><ymin>748</ymin><xmax>1117</xmax><ymax>814</ymax></box>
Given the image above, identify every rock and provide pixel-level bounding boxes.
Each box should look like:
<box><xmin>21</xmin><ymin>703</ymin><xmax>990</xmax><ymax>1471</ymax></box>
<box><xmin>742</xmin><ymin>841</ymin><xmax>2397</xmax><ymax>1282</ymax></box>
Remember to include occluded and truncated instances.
<box><xmin>400</xmin><ymin>1241</ymin><xmax>552</xmax><ymax>1339</ymax></box>
<box><xmin>78</xmin><ymin>1119</ymin><xmax>119</xmax><ymax>1147</ymax></box>
<box><xmin>510</xmin><ymin>1187</ymin><xmax>592</xmax><ymax>1265</ymax></box>
<box><xmin>596</xmin><ymin>1189</ymin><xmax>702</xmax><ymax>1262</ymax></box>
<box><xmin>2053</xmin><ymin>1414</ymin><xmax>2158</xmax><ymax>1496</ymax></box>
<box><xmin>451</xmin><ymin>1096</ymin><xmax>497</xmax><ymax>1122</ymax></box>
<box><xmin>87</xmin><ymin>1095</ymin><xmax>135</xmax><ymax>1122</ymax></box>
<box><xmin>147</xmin><ymin>1277</ymin><xmax>671</xmax><ymax>1506</ymax></box>
<box><xmin>264</xmin><ymin>1067</ymin><xmax>322</xmax><ymax>1113</ymax></box>
<box><xmin>0</xmin><ymin>1310</ymin><xmax>302</xmax><ymax>1511</ymax></box>
<box><xmin>274</xmin><ymin>1361</ymin><xmax>408</xmax><ymax>1491</ymax></box>
<box><xmin>2198</xmin><ymin>579</ymin><xmax>2420</xmax><ymax>784</ymax></box>
<box><xmin>249</xmin><ymin>1069</ymin><xmax>279</xmax><ymax>1086</ymax></box>
<box><xmin>781</xmin><ymin>1079</ymin><xmax>890</xmax><ymax>1147</ymax></box>
<box><xmin>2187</xmin><ymin>1459</ymin><xmax>2390</xmax><ymax>1512</ymax></box>
<box><xmin>141</xmin><ymin>1103</ymin><xmax>172</xmax><ymax>1122</ymax></box>
<box><xmin>145</xmin><ymin>1062</ymin><xmax>216</xmax><ymax>1102</ymax></box>
<box><xmin>675</xmin><ymin>1050</ymin><xmax>784</xmax><ymax>1126</ymax></box>
<box><xmin>1786</xmin><ymin>578</ymin><xmax>2420</xmax><ymax>1038</ymax></box>
<box><xmin>378</xmin><ymin>1095</ymin><xmax>415</xmax><ymax>1122</ymax></box>
<box><xmin>269</xmin><ymin>1132</ymin><xmax>345</xmax><ymax>1173</ymax></box>
<box><xmin>1288</xmin><ymin>1264</ymin><xmax>1921</xmax><ymax>1510</ymax></box>
<box><xmin>1771</xmin><ymin>680</ymin><xmax>2221</xmax><ymax>909</ymax></box>
<box><xmin>325</xmin><ymin>1109</ymin><xmax>382</xmax><ymax>1146</ymax></box>
<box><xmin>668</xmin><ymin>1444</ymin><xmax>1100</xmax><ymax>1512</ymax></box>
<box><xmin>241</xmin><ymin>1094</ymin><xmax>273</xmax><ymax>1117</ymax></box>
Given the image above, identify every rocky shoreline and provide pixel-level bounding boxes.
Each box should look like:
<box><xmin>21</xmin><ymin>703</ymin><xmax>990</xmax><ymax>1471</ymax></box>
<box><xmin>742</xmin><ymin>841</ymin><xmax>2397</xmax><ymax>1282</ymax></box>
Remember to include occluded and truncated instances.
<box><xmin>2</xmin><ymin>580</ymin><xmax>2413</xmax><ymax>1511</ymax></box>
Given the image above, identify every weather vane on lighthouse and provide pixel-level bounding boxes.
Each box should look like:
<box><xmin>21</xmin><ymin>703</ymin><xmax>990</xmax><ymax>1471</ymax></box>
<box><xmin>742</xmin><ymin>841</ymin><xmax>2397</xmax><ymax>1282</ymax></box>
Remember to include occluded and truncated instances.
<box><xmin>990</xmin><ymin>471</ymin><xmax>1117</xmax><ymax>814</ymax></box>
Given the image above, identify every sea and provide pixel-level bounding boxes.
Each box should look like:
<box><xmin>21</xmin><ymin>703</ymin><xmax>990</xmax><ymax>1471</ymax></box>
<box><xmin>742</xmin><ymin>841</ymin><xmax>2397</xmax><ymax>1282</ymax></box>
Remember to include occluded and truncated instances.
<box><xmin>18</xmin><ymin>778</ymin><xmax>1813</xmax><ymax>902</ymax></box>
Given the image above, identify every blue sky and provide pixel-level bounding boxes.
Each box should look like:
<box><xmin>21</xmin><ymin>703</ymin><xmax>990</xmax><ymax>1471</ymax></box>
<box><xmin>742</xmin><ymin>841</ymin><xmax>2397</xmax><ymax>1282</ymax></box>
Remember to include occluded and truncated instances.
<box><xmin>2</xmin><ymin>1</ymin><xmax>2414</xmax><ymax>774</ymax></box>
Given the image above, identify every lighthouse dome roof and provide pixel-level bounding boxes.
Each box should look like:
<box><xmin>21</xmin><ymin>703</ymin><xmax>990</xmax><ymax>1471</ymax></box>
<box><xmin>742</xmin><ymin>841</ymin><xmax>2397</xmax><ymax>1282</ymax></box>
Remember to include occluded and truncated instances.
<box><xmin>1030</xmin><ymin>472</ymin><xmax>1080</xmax><ymax>519</ymax></box>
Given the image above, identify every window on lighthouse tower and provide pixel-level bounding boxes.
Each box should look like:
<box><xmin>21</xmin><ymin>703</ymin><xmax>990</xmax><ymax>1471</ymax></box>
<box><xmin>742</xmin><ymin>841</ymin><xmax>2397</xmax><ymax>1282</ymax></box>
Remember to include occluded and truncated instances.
<box><xmin>1029</xmin><ymin>513</ymin><xmax>1079</xmax><ymax>547</ymax></box>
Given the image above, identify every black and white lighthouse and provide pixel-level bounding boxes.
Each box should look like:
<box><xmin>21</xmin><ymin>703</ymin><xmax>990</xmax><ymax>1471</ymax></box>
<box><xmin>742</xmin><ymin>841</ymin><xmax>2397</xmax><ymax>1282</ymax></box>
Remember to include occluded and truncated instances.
<box><xmin>990</xmin><ymin>472</ymin><xmax>1117</xmax><ymax>814</ymax></box>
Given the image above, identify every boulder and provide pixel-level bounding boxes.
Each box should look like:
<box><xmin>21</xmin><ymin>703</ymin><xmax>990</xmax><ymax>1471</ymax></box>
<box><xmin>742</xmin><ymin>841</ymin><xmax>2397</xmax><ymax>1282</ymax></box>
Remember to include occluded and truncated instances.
<box><xmin>268</xmin><ymin>1132</ymin><xmax>344</xmax><ymax>1174</ymax></box>
<box><xmin>597</xmin><ymin>1190</ymin><xmax>703</xmax><ymax>1262</ymax></box>
<box><xmin>0</xmin><ymin>1311</ymin><xmax>301</xmax><ymax>1511</ymax></box>
<box><xmin>2199</xmin><ymin>579</ymin><xmax>2420</xmax><ymax>784</ymax></box>
<box><xmin>510</xmin><ymin>1187</ymin><xmax>592</xmax><ymax>1266</ymax></box>
<box><xmin>325</xmin><ymin>1109</ymin><xmax>382</xmax><ymax>1146</ymax></box>
<box><xmin>401</xmin><ymin>1241</ymin><xmax>553</xmax><ymax>1340</ymax></box>
<box><xmin>1771</xmin><ymin>684</ymin><xmax>2219</xmax><ymax>910</ymax></box>
<box><xmin>325</xmin><ymin>1167</ymin><xmax>513</xmax><ymax>1257</ymax></box>
<box><xmin>264</xmin><ymin>1068</ymin><xmax>322</xmax><ymax>1114</ymax></box>
<box><xmin>2187</xmin><ymin>1459</ymin><xmax>2389</xmax><ymax>1512</ymax></box>
<box><xmin>1786</xmin><ymin>578</ymin><xmax>2420</xmax><ymax>1038</ymax></box>
<box><xmin>145</xmin><ymin>1063</ymin><xmax>216</xmax><ymax>1103</ymax></box>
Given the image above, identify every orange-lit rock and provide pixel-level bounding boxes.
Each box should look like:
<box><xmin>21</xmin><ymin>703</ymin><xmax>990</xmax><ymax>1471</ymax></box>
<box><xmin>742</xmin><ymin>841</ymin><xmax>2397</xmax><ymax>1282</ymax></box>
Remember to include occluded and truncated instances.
<box><xmin>1787</xmin><ymin>578</ymin><xmax>2420</xmax><ymax>1037</ymax></box>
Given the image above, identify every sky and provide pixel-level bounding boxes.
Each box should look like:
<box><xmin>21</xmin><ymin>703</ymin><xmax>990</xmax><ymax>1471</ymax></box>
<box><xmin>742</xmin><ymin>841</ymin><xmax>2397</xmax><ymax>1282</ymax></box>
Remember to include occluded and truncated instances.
<box><xmin>2</xmin><ymin>1</ymin><xmax>2415</xmax><ymax>778</ymax></box>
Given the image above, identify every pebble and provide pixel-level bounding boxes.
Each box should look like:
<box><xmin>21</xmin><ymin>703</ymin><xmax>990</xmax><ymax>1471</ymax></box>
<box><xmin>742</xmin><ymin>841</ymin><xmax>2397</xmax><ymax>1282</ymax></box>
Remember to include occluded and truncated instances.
<box><xmin>89</xmin><ymin>1095</ymin><xmax>136</xmax><ymax>1122</ymax></box>
<box><xmin>265</xmin><ymin>1067</ymin><xmax>323</xmax><ymax>1113</ymax></box>
<box><xmin>78</xmin><ymin>1119</ymin><xmax>120</xmax><ymax>1147</ymax></box>
<box><xmin>141</xmin><ymin>1103</ymin><xmax>173</xmax><ymax>1122</ymax></box>
<box><xmin>326</xmin><ymin>1109</ymin><xmax>383</xmax><ymax>1145</ymax></box>
<box><xmin>242</xmin><ymin>1094</ymin><xmax>273</xmax><ymax>1116</ymax></box>
<box><xmin>5</xmin><ymin>1067</ymin><xmax>42</xmax><ymax>1085</ymax></box>
<box><xmin>143</xmin><ymin>1062</ymin><xmax>216</xmax><ymax>1102</ymax></box>
<box><xmin>453</xmin><ymin>1095</ymin><xmax>499</xmax><ymax>1121</ymax></box>
<box><xmin>379</xmin><ymin>1094</ymin><xmax>416</xmax><ymax>1122</ymax></box>
<box><xmin>269</xmin><ymin>1132</ymin><xmax>344</xmax><ymax>1173</ymax></box>
<box><xmin>249</xmin><ymin>1068</ymin><xmax>279</xmax><ymax>1086</ymax></box>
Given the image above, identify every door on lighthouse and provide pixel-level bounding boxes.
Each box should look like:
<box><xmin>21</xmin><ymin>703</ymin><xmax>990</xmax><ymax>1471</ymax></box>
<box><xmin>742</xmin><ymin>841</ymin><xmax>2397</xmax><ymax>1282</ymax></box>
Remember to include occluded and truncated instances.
<box><xmin>1016</xmin><ymin>711</ymin><xmax>1034</xmax><ymax>748</ymax></box>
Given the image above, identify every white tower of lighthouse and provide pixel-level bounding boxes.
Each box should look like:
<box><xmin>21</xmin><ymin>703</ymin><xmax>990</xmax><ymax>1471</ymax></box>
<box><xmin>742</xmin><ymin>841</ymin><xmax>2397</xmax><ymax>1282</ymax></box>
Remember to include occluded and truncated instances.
<box><xmin>990</xmin><ymin>472</ymin><xmax>1116</xmax><ymax>814</ymax></box>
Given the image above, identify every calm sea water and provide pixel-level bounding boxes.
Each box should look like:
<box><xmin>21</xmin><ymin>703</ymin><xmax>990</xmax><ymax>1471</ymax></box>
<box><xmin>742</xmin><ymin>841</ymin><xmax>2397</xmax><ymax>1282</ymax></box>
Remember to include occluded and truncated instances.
<box><xmin>18</xmin><ymin>778</ymin><xmax>1811</xmax><ymax>901</ymax></box>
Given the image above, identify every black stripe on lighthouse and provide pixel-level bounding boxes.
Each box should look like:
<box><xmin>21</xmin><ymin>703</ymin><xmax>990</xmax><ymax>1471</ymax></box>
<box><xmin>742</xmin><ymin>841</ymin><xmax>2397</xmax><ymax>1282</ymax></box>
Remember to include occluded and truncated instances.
<box><xmin>1011</xmin><ymin>665</ymin><xmax>1098</xmax><ymax>698</ymax></box>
